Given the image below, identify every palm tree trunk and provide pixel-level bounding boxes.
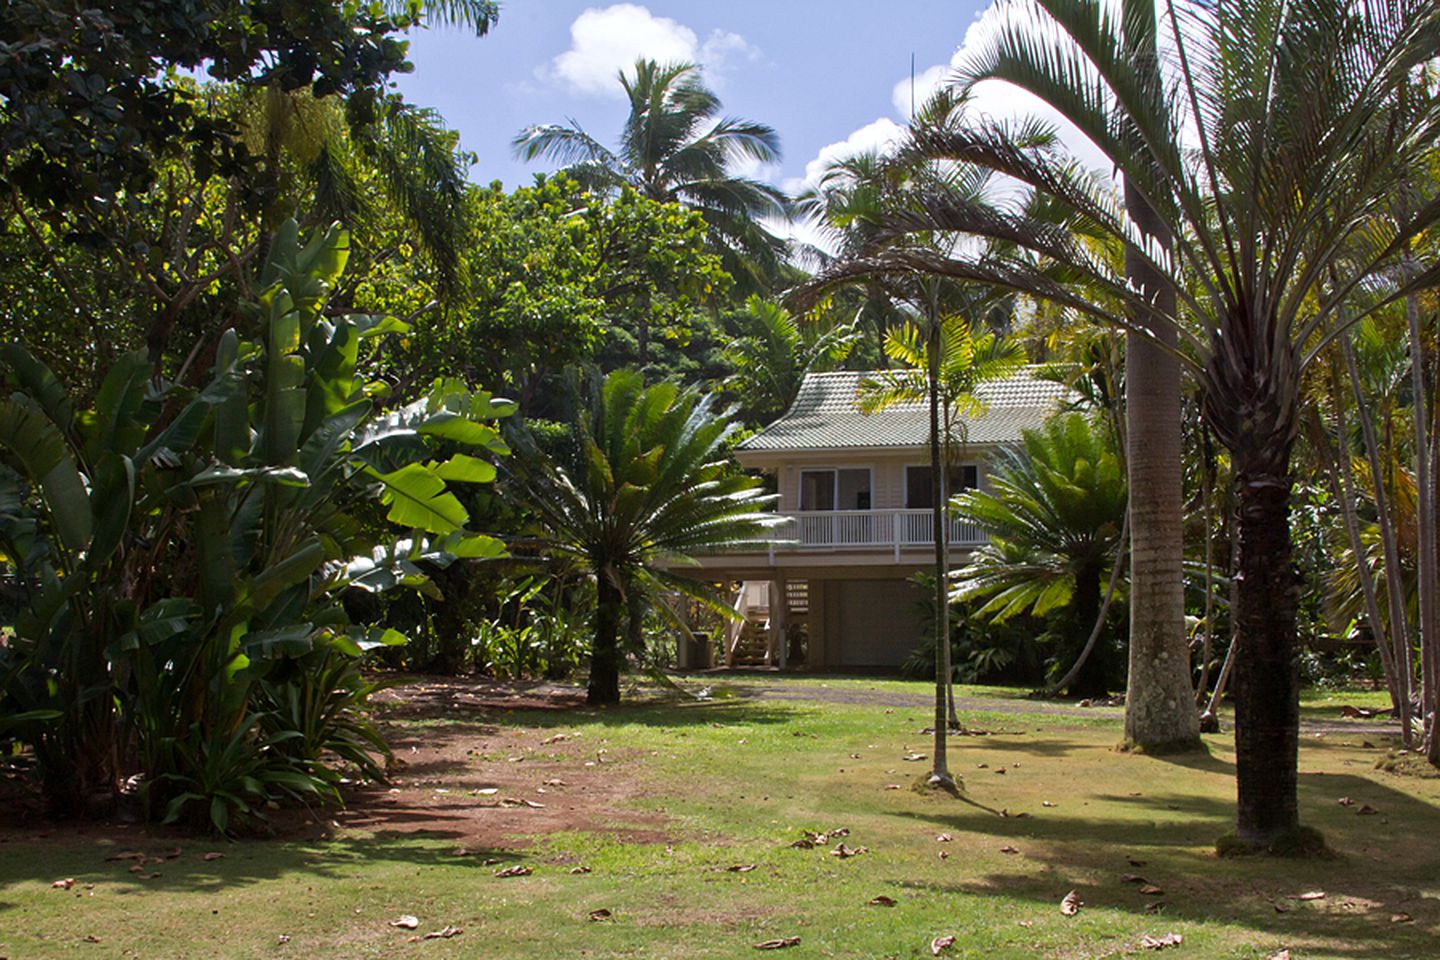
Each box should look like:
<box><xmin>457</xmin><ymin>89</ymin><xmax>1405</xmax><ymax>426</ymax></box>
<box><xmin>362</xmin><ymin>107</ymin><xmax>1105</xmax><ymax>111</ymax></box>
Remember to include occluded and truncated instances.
<box><xmin>1310</xmin><ymin>377</ymin><xmax>1401</xmax><ymax>709</ymax></box>
<box><xmin>1196</xmin><ymin>426</ymin><xmax>1217</xmax><ymax>704</ymax></box>
<box><xmin>1230</xmin><ymin>456</ymin><xmax>1301</xmax><ymax>845</ymax></box>
<box><xmin>1067</xmin><ymin>559</ymin><xmax>1108</xmax><ymax>699</ymax></box>
<box><xmin>589</xmin><ymin>573</ymin><xmax>624</xmax><ymax>705</ymax></box>
<box><xmin>1120</xmin><ymin>0</ymin><xmax>1200</xmax><ymax>753</ymax></box>
<box><xmin>928</xmin><ymin>316</ymin><xmax>954</xmax><ymax>788</ymax></box>
<box><xmin>1343</xmin><ymin>333</ymin><xmax>1415</xmax><ymax>744</ymax></box>
<box><xmin>1405</xmin><ymin>290</ymin><xmax>1439</xmax><ymax>763</ymax></box>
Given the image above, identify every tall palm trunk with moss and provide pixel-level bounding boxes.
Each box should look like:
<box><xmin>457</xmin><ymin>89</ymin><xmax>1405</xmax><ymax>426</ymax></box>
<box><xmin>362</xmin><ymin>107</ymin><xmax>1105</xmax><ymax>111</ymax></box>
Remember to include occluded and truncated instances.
<box><xmin>1120</xmin><ymin>0</ymin><xmax>1201</xmax><ymax>753</ymax></box>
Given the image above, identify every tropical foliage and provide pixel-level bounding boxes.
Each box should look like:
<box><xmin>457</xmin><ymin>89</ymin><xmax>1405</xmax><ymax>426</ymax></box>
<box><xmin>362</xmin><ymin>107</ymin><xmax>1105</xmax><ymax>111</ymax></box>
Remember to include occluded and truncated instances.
<box><xmin>951</xmin><ymin>413</ymin><xmax>1129</xmax><ymax>696</ymax></box>
<box><xmin>508</xmin><ymin>370</ymin><xmax>779</xmax><ymax>704</ymax></box>
<box><xmin>0</xmin><ymin>223</ymin><xmax>510</xmax><ymax>828</ymax></box>
<box><xmin>802</xmin><ymin>0</ymin><xmax>1440</xmax><ymax>847</ymax></box>
<box><xmin>514</xmin><ymin>59</ymin><xmax>790</xmax><ymax>287</ymax></box>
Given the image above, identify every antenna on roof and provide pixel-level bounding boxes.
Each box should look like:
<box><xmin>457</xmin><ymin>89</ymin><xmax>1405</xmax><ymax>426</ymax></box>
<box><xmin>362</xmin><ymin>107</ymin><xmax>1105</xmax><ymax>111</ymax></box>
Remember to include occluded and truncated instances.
<box><xmin>910</xmin><ymin>53</ymin><xmax>916</xmax><ymax>123</ymax></box>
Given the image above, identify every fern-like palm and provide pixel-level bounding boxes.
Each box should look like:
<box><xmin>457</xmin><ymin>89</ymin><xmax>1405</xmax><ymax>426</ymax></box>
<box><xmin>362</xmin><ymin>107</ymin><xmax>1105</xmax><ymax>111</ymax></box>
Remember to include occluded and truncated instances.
<box><xmin>721</xmin><ymin>296</ymin><xmax>859</xmax><ymax>425</ymax></box>
<box><xmin>951</xmin><ymin>413</ymin><xmax>1127</xmax><ymax>694</ymax></box>
<box><xmin>512</xmin><ymin>370</ymin><xmax>780</xmax><ymax>704</ymax></box>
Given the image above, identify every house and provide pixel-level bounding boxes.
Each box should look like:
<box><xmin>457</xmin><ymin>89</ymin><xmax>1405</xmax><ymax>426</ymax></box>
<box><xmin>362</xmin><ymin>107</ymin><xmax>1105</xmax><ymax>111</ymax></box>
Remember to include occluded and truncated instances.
<box><xmin>676</xmin><ymin>368</ymin><xmax>1071</xmax><ymax>670</ymax></box>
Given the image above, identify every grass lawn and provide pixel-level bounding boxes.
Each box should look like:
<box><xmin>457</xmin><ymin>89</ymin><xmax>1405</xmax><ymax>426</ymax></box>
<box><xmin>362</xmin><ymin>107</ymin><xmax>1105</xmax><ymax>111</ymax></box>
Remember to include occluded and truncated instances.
<box><xmin>0</xmin><ymin>676</ymin><xmax>1432</xmax><ymax>959</ymax></box>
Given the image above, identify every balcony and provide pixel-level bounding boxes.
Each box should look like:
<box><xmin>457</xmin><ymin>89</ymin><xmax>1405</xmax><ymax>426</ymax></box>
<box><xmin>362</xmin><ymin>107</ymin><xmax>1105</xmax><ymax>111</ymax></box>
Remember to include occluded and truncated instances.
<box><xmin>763</xmin><ymin>509</ymin><xmax>985</xmax><ymax>559</ymax></box>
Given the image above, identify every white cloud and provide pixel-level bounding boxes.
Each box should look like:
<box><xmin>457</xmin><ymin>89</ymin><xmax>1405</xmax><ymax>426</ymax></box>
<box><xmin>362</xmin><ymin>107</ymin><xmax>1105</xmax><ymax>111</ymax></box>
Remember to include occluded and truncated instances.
<box><xmin>546</xmin><ymin>5</ymin><xmax>757</xmax><ymax>97</ymax></box>
<box><xmin>782</xmin><ymin>117</ymin><xmax>907</xmax><ymax>197</ymax></box>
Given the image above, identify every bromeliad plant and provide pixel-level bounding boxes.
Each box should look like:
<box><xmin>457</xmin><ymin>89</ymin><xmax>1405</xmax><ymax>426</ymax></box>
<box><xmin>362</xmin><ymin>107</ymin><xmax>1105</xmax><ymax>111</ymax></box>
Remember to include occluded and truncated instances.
<box><xmin>0</xmin><ymin>221</ymin><xmax>511</xmax><ymax>827</ymax></box>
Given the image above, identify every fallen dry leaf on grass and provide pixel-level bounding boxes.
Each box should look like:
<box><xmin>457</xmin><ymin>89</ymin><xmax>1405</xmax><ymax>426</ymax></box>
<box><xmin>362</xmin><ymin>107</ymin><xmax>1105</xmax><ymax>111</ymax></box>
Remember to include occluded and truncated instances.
<box><xmin>726</xmin><ymin>864</ymin><xmax>757</xmax><ymax>873</ymax></box>
<box><xmin>831</xmin><ymin>843</ymin><xmax>867</xmax><ymax>858</ymax></box>
<box><xmin>499</xmin><ymin>797</ymin><xmax>545</xmax><ymax>809</ymax></box>
<box><xmin>753</xmin><ymin>936</ymin><xmax>801</xmax><ymax>949</ymax></box>
<box><xmin>1295</xmin><ymin>890</ymin><xmax>1327</xmax><ymax>901</ymax></box>
<box><xmin>1145</xmin><ymin>902</ymin><xmax>1167</xmax><ymax>914</ymax></box>
<box><xmin>999</xmin><ymin>846</ymin><xmax>1019</xmax><ymax>855</ymax></box>
<box><xmin>1122</xmin><ymin>874</ymin><xmax>1148</xmax><ymax>884</ymax></box>
<box><xmin>494</xmin><ymin>865</ymin><xmax>532</xmax><ymax>878</ymax></box>
<box><xmin>1267</xmin><ymin>951</ymin><xmax>1290</xmax><ymax>960</ymax></box>
<box><xmin>1138</xmin><ymin>884</ymin><xmax>1165</xmax><ymax>896</ymax></box>
<box><xmin>931</xmin><ymin>934</ymin><xmax>956</xmax><ymax>954</ymax></box>
<box><xmin>884</xmin><ymin>783</ymin><xmax>901</xmax><ymax>790</ymax></box>
<box><xmin>543</xmin><ymin>778</ymin><xmax>566</xmax><ymax>787</ymax></box>
<box><xmin>1060</xmin><ymin>890</ymin><xmax>1083</xmax><ymax>916</ymax></box>
<box><xmin>788</xmin><ymin>839</ymin><xmax>815</xmax><ymax>849</ymax></box>
<box><xmin>570</xmin><ymin>866</ymin><xmax>592</xmax><ymax>874</ymax></box>
<box><xmin>202</xmin><ymin>852</ymin><xmax>224</xmax><ymax>862</ymax></box>
<box><xmin>277</xmin><ymin>934</ymin><xmax>290</xmax><ymax>944</ymax></box>
<box><xmin>829</xmin><ymin>827</ymin><xmax>850</xmax><ymax>838</ymax></box>
<box><xmin>588</xmin><ymin>909</ymin><xmax>612</xmax><ymax>922</ymax></box>
<box><xmin>104</xmin><ymin>851</ymin><xmax>145</xmax><ymax>862</ymax></box>
<box><xmin>1357</xmin><ymin>804</ymin><xmax>1379</xmax><ymax>815</ymax></box>
<box><xmin>935</xmin><ymin>833</ymin><xmax>952</xmax><ymax>842</ymax></box>
<box><xmin>1042</xmin><ymin>800</ymin><xmax>1056</xmax><ymax>807</ymax></box>
<box><xmin>52</xmin><ymin>878</ymin><xmax>75</xmax><ymax>890</ymax></box>
<box><xmin>390</xmin><ymin>916</ymin><xmax>420</xmax><ymax>930</ymax></box>
<box><xmin>1139</xmin><ymin>933</ymin><xmax>1183</xmax><ymax>949</ymax></box>
<box><xmin>419</xmin><ymin>926</ymin><xmax>463</xmax><ymax>941</ymax></box>
<box><xmin>849</xmin><ymin>753</ymin><xmax>862</xmax><ymax>759</ymax></box>
<box><xmin>1391</xmin><ymin>912</ymin><xmax>1414</xmax><ymax>923</ymax></box>
<box><xmin>541</xmin><ymin>733</ymin><xmax>572</xmax><ymax>745</ymax></box>
<box><xmin>938</xmin><ymin>850</ymin><xmax>949</xmax><ymax>860</ymax></box>
<box><xmin>1337</xmin><ymin>796</ymin><xmax>1355</xmax><ymax>807</ymax></box>
<box><xmin>868</xmin><ymin>895</ymin><xmax>897</xmax><ymax>907</ymax></box>
<box><xmin>82</xmin><ymin>934</ymin><xmax>102</xmax><ymax>943</ymax></box>
<box><xmin>903</xmin><ymin>753</ymin><xmax>927</xmax><ymax>762</ymax></box>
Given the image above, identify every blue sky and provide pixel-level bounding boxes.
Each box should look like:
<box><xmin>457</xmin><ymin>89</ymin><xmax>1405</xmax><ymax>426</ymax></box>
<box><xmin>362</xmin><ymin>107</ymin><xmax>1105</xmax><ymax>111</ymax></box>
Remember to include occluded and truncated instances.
<box><xmin>392</xmin><ymin>2</ymin><xmax>1000</xmax><ymax>195</ymax></box>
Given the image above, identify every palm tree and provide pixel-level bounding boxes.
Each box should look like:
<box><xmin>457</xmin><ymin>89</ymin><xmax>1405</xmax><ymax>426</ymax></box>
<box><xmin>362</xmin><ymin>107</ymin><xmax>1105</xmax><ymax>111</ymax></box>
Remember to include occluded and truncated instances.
<box><xmin>1117</xmin><ymin>0</ymin><xmax>1199</xmax><ymax>755</ymax></box>
<box><xmin>859</xmin><ymin>315</ymin><xmax>1025</xmax><ymax>729</ymax></box>
<box><xmin>514</xmin><ymin>59</ymin><xmax>789</xmax><ymax>291</ymax></box>
<box><xmin>720</xmin><ymin>295</ymin><xmax>859</xmax><ymax>425</ymax></box>
<box><xmin>511</xmin><ymin>370</ymin><xmax>780</xmax><ymax>705</ymax></box>
<box><xmin>951</xmin><ymin>413</ymin><xmax>1129</xmax><ymax>697</ymax></box>
<box><xmin>798</xmin><ymin>0</ymin><xmax>1440</xmax><ymax>847</ymax></box>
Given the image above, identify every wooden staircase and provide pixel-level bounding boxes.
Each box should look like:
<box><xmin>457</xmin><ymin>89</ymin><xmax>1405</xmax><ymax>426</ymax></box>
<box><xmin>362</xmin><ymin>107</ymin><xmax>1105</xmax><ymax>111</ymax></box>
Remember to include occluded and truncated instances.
<box><xmin>729</xmin><ymin>620</ymin><xmax>771</xmax><ymax>667</ymax></box>
<box><xmin>725</xmin><ymin>581</ymin><xmax>772</xmax><ymax>667</ymax></box>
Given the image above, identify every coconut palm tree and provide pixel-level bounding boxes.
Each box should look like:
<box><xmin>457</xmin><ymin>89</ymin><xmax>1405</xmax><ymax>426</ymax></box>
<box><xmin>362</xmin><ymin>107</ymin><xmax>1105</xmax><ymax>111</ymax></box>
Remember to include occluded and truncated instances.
<box><xmin>510</xmin><ymin>370</ymin><xmax>780</xmax><ymax>705</ymax></box>
<box><xmin>951</xmin><ymin>413</ymin><xmax>1129</xmax><ymax>697</ymax></box>
<box><xmin>797</xmin><ymin>0</ymin><xmax>1440</xmax><ymax>847</ymax></box>
<box><xmin>514</xmin><ymin>59</ymin><xmax>789</xmax><ymax>289</ymax></box>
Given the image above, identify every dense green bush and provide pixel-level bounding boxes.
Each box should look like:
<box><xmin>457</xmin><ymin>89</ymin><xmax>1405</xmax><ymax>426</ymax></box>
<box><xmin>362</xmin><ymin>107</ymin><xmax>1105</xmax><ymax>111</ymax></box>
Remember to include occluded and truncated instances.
<box><xmin>0</xmin><ymin>222</ymin><xmax>510</xmax><ymax>830</ymax></box>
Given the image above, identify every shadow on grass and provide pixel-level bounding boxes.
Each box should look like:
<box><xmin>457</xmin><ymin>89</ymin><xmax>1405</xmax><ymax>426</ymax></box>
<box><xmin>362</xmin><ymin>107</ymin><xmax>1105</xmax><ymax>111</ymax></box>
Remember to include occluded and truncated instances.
<box><xmin>892</xmin><ymin>761</ymin><xmax>1440</xmax><ymax>959</ymax></box>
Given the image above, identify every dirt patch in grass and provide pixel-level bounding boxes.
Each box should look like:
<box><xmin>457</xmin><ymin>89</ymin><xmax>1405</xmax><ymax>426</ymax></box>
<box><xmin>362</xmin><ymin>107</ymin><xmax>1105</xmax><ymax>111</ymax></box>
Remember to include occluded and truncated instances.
<box><xmin>0</xmin><ymin>675</ymin><xmax>673</xmax><ymax>853</ymax></box>
<box><xmin>347</xmin><ymin>675</ymin><xmax>674</xmax><ymax>852</ymax></box>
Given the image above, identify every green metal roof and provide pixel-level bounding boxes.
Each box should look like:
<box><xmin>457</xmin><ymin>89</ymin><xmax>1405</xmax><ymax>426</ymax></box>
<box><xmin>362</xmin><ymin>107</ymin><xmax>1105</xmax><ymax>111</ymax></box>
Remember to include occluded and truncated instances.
<box><xmin>737</xmin><ymin>369</ymin><xmax>1073</xmax><ymax>452</ymax></box>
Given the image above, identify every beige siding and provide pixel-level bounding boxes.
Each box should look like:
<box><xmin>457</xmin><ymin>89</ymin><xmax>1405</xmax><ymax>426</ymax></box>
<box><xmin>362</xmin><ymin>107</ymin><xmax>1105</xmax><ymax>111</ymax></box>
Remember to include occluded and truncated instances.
<box><xmin>763</xmin><ymin>447</ymin><xmax>994</xmax><ymax>512</ymax></box>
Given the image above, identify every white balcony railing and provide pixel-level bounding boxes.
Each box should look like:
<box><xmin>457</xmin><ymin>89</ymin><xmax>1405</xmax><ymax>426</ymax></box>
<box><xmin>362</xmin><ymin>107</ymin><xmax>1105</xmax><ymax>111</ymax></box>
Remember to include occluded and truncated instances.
<box><xmin>766</xmin><ymin>509</ymin><xmax>984</xmax><ymax>557</ymax></box>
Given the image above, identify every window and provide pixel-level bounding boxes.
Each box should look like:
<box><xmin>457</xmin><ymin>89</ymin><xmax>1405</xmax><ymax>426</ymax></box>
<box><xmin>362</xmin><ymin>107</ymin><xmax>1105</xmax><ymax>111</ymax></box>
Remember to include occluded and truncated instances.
<box><xmin>905</xmin><ymin>464</ymin><xmax>979</xmax><ymax>509</ymax></box>
<box><xmin>799</xmin><ymin>468</ymin><xmax>871</xmax><ymax>511</ymax></box>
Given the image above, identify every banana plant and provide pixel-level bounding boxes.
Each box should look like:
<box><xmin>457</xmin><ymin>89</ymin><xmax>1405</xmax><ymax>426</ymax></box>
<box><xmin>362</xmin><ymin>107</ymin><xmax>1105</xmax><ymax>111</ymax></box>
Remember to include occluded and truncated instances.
<box><xmin>0</xmin><ymin>220</ymin><xmax>511</xmax><ymax>826</ymax></box>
